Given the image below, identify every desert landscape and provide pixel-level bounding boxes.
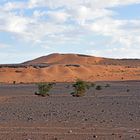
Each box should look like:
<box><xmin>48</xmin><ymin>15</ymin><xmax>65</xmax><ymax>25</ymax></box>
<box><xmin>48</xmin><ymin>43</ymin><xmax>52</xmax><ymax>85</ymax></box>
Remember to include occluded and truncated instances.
<box><xmin>0</xmin><ymin>53</ymin><xmax>140</xmax><ymax>140</ymax></box>
<box><xmin>1</xmin><ymin>0</ymin><xmax>140</xmax><ymax>139</ymax></box>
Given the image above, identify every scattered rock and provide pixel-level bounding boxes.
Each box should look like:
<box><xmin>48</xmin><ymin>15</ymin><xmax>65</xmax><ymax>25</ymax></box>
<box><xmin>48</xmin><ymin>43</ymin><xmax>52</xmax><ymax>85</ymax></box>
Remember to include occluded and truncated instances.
<box><xmin>93</xmin><ymin>135</ymin><xmax>97</xmax><ymax>138</ymax></box>
<box><xmin>68</xmin><ymin>130</ymin><xmax>73</xmax><ymax>133</ymax></box>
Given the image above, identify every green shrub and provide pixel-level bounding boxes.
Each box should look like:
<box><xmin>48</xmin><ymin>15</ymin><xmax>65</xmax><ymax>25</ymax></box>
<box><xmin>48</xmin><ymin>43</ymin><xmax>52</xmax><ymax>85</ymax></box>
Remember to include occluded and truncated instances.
<box><xmin>96</xmin><ymin>85</ymin><xmax>102</xmax><ymax>90</ymax></box>
<box><xmin>71</xmin><ymin>79</ymin><xmax>89</xmax><ymax>97</ymax></box>
<box><xmin>35</xmin><ymin>83</ymin><xmax>54</xmax><ymax>97</ymax></box>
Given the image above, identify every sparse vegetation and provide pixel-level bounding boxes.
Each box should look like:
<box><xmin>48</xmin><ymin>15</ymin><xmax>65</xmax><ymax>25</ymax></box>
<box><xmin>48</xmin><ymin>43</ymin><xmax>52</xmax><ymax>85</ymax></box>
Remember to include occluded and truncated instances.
<box><xmin>35</xmin><ymin>82</ymin><xmax>54</xmax><ymax>97</ymax></box>
<box><xmin>127</xmin><ymin>89</ymin><xmax>130</xmax><ymax>92</ymax></box>
<box><xmin>96</xmin><ymin>85</ymin><xmax>102</xmax><ymax>90</ymax></box>
<box><xmin>65</xmin><ymin>64</ymin><xmax>80</xmax><ymax>67</ymax></box>
<box><xmin>71</xmin><ymin>79</ymin><xmax>90</xmax><ymax>97</ymax></box>
<box><xmin>13</xmin><ymin>81</ymin><xmax>16</xmax><ymax>84</ymax></box>
<box><xmin>77</xmin><ymin>54</ymin><xmax>92</xmax><ymax>57</ymax></box>
<box><xmin>15</xmin><ymin>70</ymin><xmax>22</xmax><ymax>73</ymax></box>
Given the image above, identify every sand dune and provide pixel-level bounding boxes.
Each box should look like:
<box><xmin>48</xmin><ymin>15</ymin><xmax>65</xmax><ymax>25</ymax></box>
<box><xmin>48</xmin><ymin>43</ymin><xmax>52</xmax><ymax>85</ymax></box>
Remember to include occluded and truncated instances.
<box><xmin>23</xmin><ymin>53</ymin><xmax>140</xmax><ymax>66</ymax></box>
<box><xmin>22</xmin><ymin>53</ymin><xmax>103</xmax><ymax>65</ymax></box>
<box><xmin>0</xmin><ymin>53</ymin><xmax>140</xmax><ymax>83</ymax></box>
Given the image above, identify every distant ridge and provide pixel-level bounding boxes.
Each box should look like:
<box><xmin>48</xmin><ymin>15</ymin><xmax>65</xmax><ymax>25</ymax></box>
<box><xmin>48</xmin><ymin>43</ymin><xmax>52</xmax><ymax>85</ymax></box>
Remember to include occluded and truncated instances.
<box><xmin>0</xmin><ymin>53</ymin><xmax>140</xmax><ymax>83</ymax></box>
<box><xmin>22</xmin><ymin>53</ymin><xmax>140</xmax><ymax>66</ymax></box>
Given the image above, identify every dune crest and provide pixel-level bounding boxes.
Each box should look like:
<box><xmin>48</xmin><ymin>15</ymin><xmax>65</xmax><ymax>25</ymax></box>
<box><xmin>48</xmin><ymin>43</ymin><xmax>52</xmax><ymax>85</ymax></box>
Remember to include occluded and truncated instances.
<box><xmin>0</xmin><ymin>53</ymin><xmax>140</xmax><ymax>83</ymax></box>
<box><xmin>22</xmin><ymin>53</ymin><xmax>103</xmax><ymax>65</ymax></box>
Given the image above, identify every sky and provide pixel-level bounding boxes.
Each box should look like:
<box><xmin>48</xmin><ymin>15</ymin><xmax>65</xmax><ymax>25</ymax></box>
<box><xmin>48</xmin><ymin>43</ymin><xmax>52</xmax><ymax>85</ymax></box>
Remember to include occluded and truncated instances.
<box><xmin>0</xmin><ymin>0</ymin><xmax>140</xmax><ymax>64</ymax></box>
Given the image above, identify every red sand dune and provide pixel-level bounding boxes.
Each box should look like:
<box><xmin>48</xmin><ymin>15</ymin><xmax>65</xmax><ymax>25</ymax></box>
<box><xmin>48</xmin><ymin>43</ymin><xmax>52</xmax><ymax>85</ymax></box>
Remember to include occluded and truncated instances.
<box><xmin>22</xmin><ymin>53</ymin><xmax>103</xmax><ymax>65</ymax></box>
<box><xmin>0</xmin><ymin>53</ymin><xmax>140</xmax><ymax>83</ymax></box>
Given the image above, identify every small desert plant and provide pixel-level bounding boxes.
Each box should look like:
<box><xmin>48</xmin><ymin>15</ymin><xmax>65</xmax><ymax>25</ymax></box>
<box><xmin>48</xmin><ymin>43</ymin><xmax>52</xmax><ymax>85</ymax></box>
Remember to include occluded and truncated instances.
<box><xmin>13</xmin><ymin>81</ymin><xmax>16</xmax><ymax>84</ymax></box>
<box><xmin>71</xmin><ymin>79</ymin><xmax>89</xmax><ymax>97</ymax></box>
<box><xmin>96</xmin><ymin>85</ymin><xmax>102</xmax><ymax>90</ymax></box>
<box><xmin>126</xmin><ymin>89</ymin><xmax>130</xmax><ymax>92</ymax></box>
<box><xmin>35</xmin><ymin>83</ymin><xmax>54</xmax><ymax>97</ymax></box>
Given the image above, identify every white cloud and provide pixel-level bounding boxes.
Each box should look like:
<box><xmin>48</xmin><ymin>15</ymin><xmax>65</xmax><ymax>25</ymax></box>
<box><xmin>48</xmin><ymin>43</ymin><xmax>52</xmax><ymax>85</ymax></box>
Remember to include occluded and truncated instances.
<box><xmin>0</xmin><ymin>0</ymin><xmax>140</xmax><ymax>58</ymax></box>
<box><xmin>27</xmin><ymin>0</ymin><xmax>140</xmax><ymax>9</ymax></box>
<box><xmin>87</xmin><ymin>46</ymin><xmax>140</xmax><ymax>59</ymax></box>
<box><xmin>0</xmin><ymin>9</ymin><xmax>70</xmax><ymax>42</ymax></box>
<box><xmin>0</xmin><ymin>43</ymin><xmax>10</xmax><ymax>48</ymax></box>
<box><xmin>47</xmin><ymin>10</ymin><xmax>70</xmax><ymax>23</ymax></box>
<box><xmin>85</xmin><ymin>17</ymin><xmax>140</xmax><ymax>47</ymax></box>
<box><xmin>2</xmin><ymin>0</ymin><xmax>140</xmax><ymax>10</ymax></box>
<box><xmin>33</xmin><ymin>10</ymin><xmax>47</xmax><ymax>18</ymax></box>
<box><xmin>2</xmin><ymin>1</ymin><xmax>26</xmax><ymax>11</ymax></box>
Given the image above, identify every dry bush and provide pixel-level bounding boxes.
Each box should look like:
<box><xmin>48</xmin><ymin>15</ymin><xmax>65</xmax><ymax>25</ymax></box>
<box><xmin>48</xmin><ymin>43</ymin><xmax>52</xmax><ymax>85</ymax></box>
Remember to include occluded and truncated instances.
<box><xmin>35</xmin><ymin>83</ymin><xmax>54</xmax><ymax>97</ymax></box>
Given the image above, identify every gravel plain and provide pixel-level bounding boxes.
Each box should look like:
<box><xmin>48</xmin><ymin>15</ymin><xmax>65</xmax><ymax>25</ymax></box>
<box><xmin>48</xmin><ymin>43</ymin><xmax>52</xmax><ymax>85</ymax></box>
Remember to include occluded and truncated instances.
<box><xmin>0</xmin><ymin>81</ymin><xmax>140</xmax><ymax>140</ymax></box>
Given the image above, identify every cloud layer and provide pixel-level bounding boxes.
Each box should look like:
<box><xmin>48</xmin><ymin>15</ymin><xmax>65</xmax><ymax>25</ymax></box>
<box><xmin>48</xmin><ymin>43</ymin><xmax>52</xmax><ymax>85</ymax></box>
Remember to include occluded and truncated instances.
<box><xmin>0</xmin><ymin>0</ymin><xmax>140</xmax><ymax>59</ymax></box>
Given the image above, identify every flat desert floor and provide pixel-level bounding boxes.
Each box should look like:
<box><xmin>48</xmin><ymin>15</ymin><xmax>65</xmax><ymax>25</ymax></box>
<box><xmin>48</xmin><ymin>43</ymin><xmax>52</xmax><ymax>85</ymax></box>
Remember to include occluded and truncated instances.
<box><xmin>0</xmin><ymin>81</ymin><xmax>140</xmax><ymax>140</ymax></box>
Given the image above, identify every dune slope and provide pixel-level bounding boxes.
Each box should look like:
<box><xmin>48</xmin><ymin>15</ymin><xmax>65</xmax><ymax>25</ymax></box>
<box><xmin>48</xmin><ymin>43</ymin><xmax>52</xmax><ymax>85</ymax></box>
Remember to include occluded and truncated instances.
<box><xmin>0</xmin><ymin>53</ymin><xmax>140</xmax><ymax>83</ymax></box>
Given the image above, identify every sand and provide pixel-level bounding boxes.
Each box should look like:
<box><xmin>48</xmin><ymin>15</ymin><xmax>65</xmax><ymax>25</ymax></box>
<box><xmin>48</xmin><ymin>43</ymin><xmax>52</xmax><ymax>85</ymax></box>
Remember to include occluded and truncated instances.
<box><xmin>0</xmin><ymin>53</ymin><xmax>140</xmax><ymax>83</ymax></box>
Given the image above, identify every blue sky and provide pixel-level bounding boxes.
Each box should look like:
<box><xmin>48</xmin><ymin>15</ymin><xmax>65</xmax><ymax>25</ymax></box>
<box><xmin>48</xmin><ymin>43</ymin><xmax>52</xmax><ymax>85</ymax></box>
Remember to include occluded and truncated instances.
<box><xmin>0</xmin><ymin>0</ymin><xmax>140</xmax><ymax>64</ymax></box>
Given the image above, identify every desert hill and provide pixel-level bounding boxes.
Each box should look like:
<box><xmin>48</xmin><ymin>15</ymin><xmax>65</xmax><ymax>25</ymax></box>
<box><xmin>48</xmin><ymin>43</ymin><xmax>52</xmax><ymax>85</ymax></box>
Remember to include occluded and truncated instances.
<box><xmin>0</xmin><ymin>53</ymin><xmax>140</xmax><ymax>83</ymax></box>
<box><xmin>22</xmin><ymin>53</ymin><xmax>103</xmax><ymax>65</ymax></box>
<box><xmin>23</xmin><ymin>53</ymin><xmax>140</xmax><ymax>66</ymax></box>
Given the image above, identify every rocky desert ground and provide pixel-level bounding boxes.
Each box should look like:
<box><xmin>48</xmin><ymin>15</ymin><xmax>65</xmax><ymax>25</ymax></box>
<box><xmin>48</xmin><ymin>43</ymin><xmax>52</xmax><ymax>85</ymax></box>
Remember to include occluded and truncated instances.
<box><xmin>0</xmin><ymin>53</ymin><xmax>140</xmax><ymax>140</ymax></box>
<box><xmin>0</xmin><ymin>81</ymin><xmax>140</xmax><ymax>140</ymax></box>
